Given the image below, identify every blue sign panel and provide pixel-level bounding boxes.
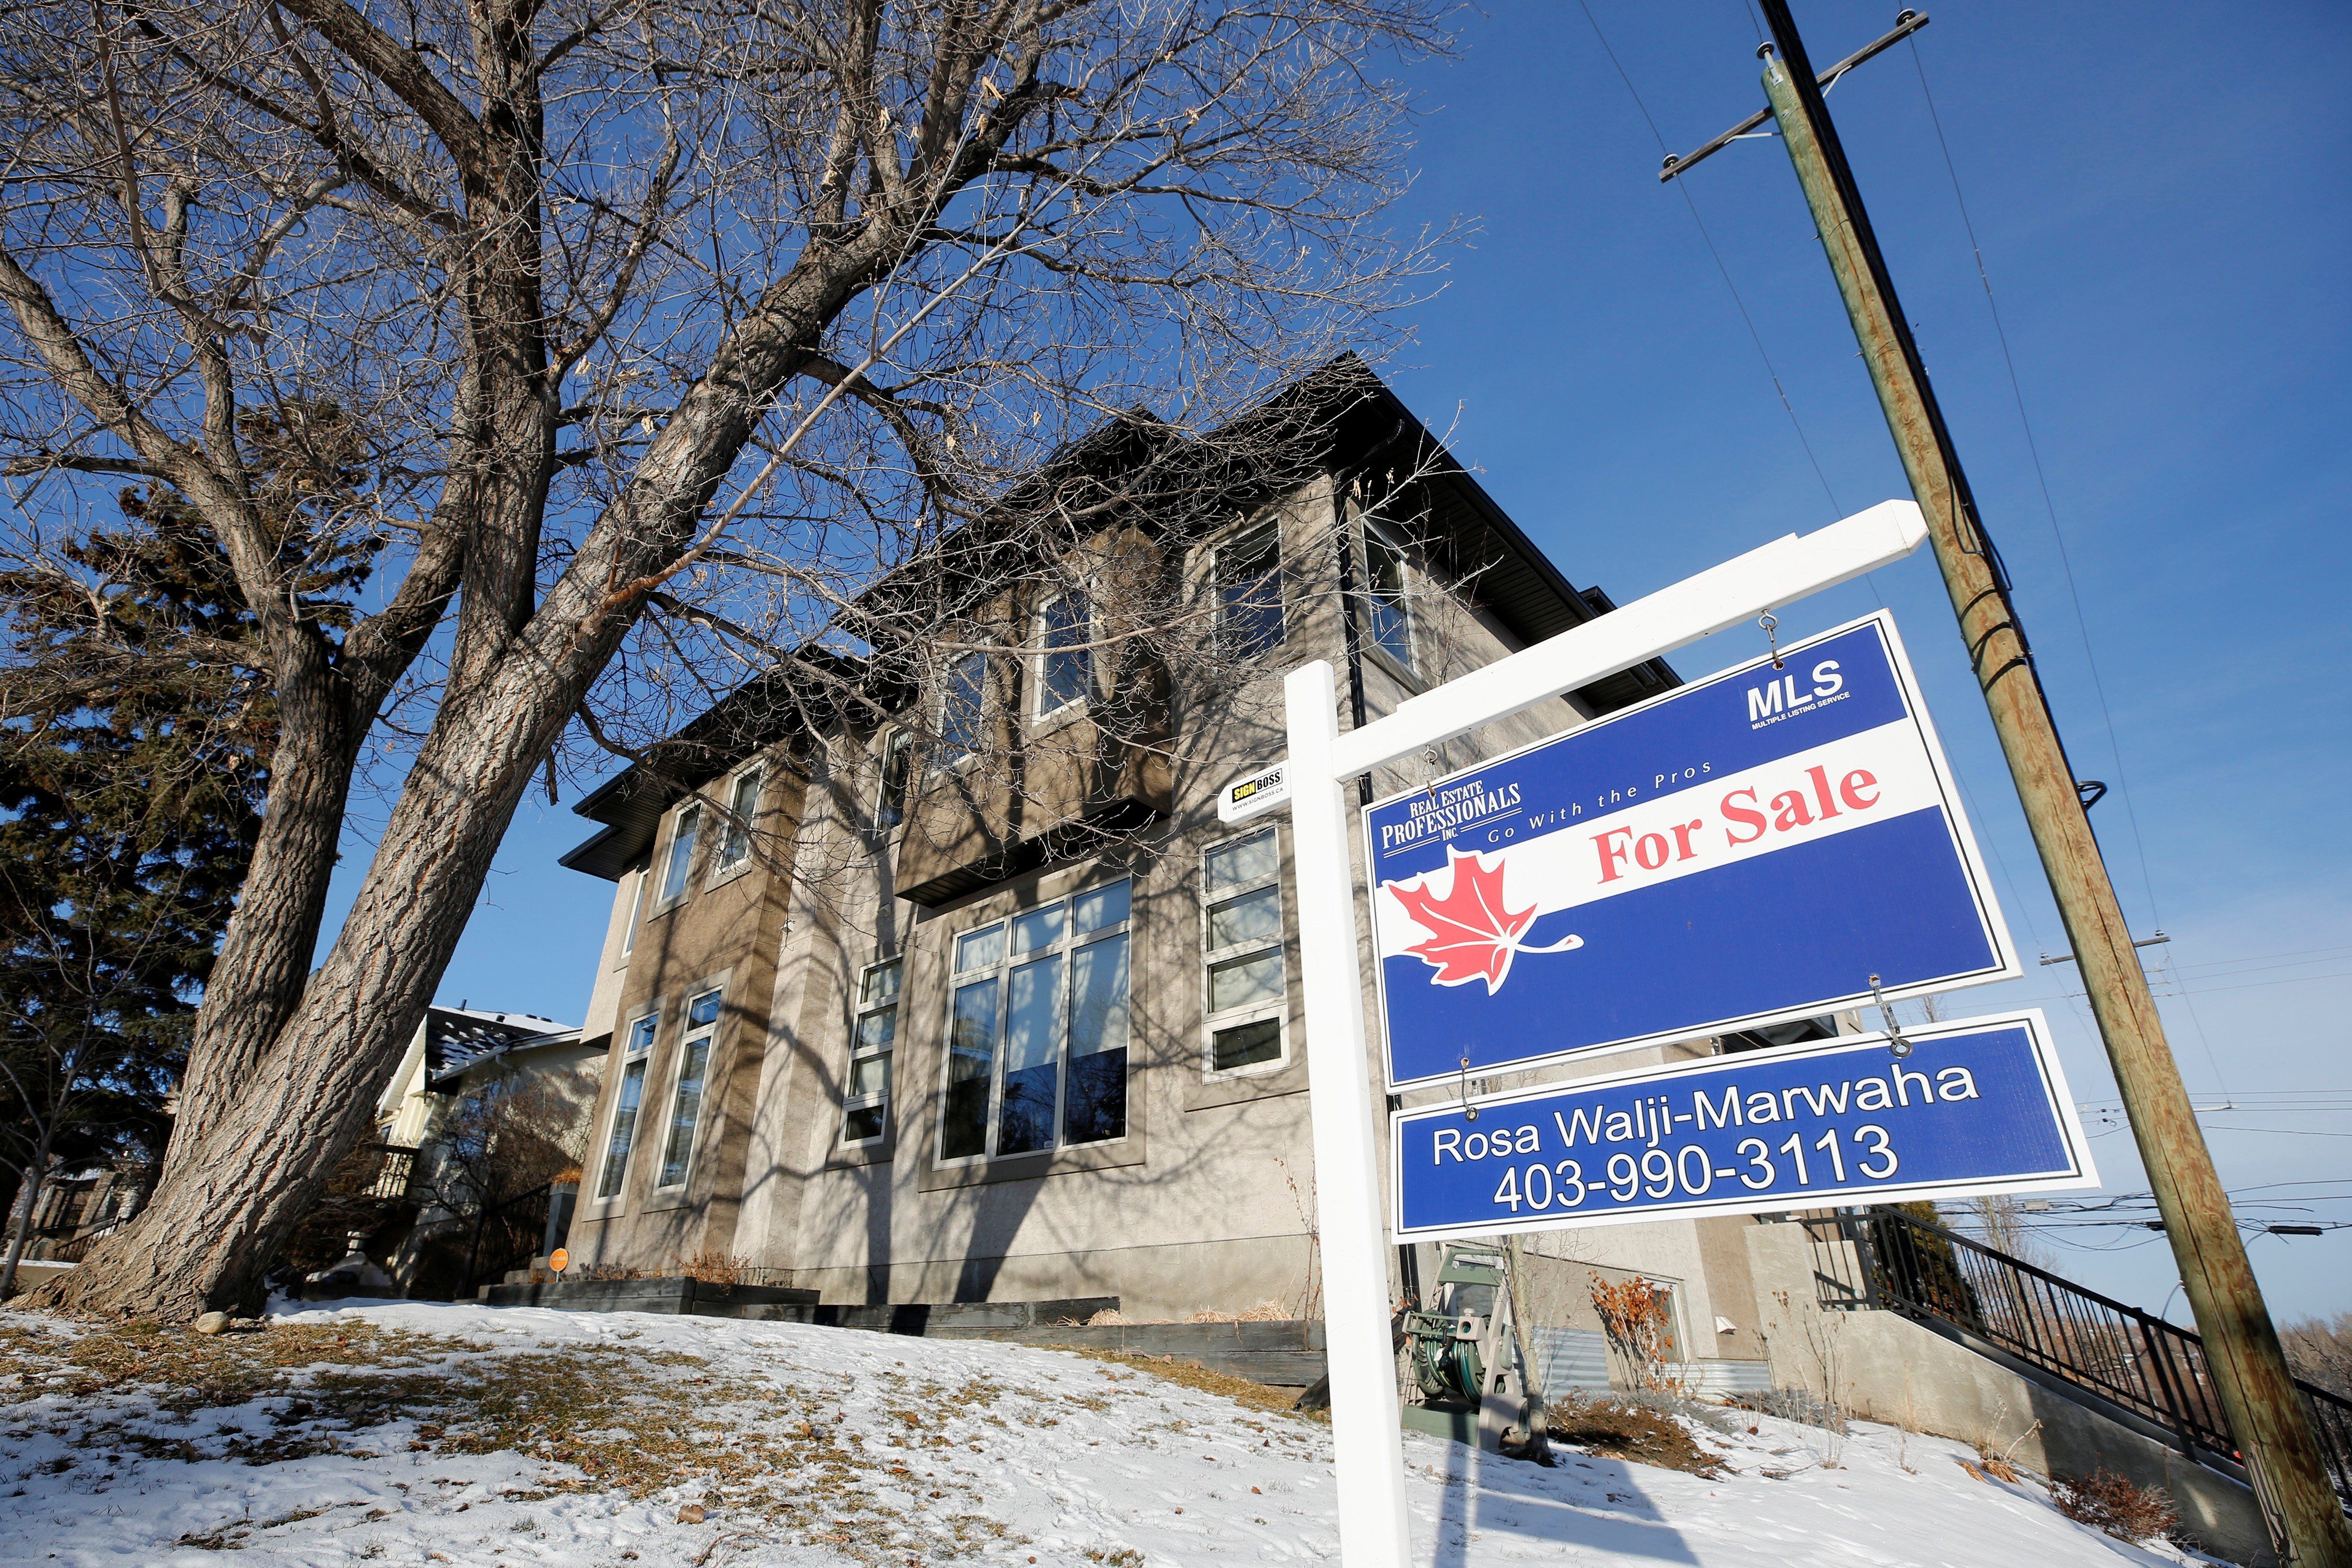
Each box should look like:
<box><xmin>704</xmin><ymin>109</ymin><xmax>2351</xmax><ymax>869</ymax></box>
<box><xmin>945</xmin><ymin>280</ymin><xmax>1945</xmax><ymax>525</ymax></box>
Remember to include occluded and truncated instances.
<box><xmin>1391</xmin><ymin>1012</ymin><xmax>2095</xmax><ymax>1241</ymax></box>
<box><xmin>1364</xmin><ymin>611</ymin><xmax>2017</xmax><ymax>1090</ymax></box>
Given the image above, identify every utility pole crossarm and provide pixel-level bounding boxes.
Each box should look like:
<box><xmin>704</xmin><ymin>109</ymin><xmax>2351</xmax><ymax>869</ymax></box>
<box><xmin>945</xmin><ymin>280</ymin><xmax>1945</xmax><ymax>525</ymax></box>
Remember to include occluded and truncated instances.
<box><xmin>1661</xmin><ymin>9</ymin><xmax>1932</xmax><ymax>183</ymax></box>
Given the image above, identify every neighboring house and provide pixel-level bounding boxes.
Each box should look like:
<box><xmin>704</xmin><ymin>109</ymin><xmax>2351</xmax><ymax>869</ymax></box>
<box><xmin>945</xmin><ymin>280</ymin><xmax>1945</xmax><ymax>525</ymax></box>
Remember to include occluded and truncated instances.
<box><xmin>552</xmin><ymin>362</ymin><xmax>1805</xmax><ymax>1384</ymax></box>
<box><xmin>17</xmin><ymin>1159</ymin><xmax>152</xmax><ymax>1263</ymax></box>
<box><xmin>373</xmin><ymin>1006</ymin><xmax>579</xmax><ymax>1151</ymax></box>
<box><xmin>362</xmin><ymin>1005</ymin><xmax>596</xmax><ymax>1294</ymax></box>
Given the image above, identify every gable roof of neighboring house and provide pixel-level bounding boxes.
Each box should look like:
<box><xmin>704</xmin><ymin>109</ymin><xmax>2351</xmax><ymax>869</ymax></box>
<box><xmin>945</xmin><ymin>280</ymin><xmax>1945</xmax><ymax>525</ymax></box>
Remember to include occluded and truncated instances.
<box><xmin>421</xmin><ymin>1007</ymin><xmax>577</xmax><ymax>1081</ymax></box>
<box><xmin>558</xmin><ymin>357</ymin><xmax>1677</xmax><ymax>881</ymax></box>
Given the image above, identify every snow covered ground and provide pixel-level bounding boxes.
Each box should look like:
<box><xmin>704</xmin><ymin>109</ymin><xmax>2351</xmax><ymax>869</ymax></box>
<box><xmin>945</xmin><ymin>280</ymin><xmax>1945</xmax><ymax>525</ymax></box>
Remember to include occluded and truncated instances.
<box><xmin>1</xmin><ymin>1298</ymin><xmax>2211</xmax><ymax>1567</ymax></box>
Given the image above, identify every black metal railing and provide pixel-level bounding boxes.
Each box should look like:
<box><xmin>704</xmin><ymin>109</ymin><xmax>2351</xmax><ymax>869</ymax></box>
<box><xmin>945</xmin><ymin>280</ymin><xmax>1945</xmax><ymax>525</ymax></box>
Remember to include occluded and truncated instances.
<box><xmin>1814</xmin><ymin>1207</ymin><xmax>2352</xmax><ymax>1507</ymax></box>
<box><xmin>350</xmin><ymin>1144</ymin><xmax>420</xmax><ymax>1202</ymax></box>
<box><xmin>463</xmin><ymin>1182</ymin><xmax>554</xmax><ymax>1291</ymax></box>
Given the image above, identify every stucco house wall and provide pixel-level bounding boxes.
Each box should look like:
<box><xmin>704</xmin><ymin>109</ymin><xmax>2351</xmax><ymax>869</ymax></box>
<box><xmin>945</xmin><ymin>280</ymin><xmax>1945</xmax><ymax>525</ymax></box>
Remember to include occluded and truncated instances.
<box><xmin>555</xmin><ymin>377</ymin><xmax>1775</xmax><ymax>1385</ymax></box>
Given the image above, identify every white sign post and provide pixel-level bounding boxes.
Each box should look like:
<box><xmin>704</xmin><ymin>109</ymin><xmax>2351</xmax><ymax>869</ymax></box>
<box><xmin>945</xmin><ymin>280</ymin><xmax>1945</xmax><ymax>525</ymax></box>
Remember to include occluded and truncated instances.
<box><xmin>1275</xmin><ymin>499</ymin><xmax>1930</xmax><ymax>1567</ymax></box>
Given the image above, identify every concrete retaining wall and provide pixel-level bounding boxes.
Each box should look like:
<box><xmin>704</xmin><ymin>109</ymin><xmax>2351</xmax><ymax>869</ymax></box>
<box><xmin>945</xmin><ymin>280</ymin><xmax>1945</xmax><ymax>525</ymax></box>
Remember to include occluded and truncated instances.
<box><xmin>1</xmin><ymin>1260</ymin><xmax>73</xmax><ymax>1299</ymax></box>
<box><xmin>480</xmin><ymin>1276</ymin><xmax>820</xmax><ymax>1315</ymax></box>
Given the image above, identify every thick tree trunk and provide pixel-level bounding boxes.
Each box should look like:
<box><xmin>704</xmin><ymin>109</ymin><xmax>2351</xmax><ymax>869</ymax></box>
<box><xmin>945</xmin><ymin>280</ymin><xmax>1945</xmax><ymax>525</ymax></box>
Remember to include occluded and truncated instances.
<box><xmin>161</xmin><ymin>646</ymin><xmax>363</xmax><ymax>1166</ymax></box>
<box><xmin>32</xmin><ymin>652</ymin><xmax>576</xmax><ymax>1316</ymax></box>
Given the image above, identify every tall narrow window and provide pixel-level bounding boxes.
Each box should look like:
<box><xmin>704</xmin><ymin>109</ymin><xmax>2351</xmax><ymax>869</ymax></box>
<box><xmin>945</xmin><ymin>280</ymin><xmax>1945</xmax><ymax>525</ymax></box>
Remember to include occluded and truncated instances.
<box><xmin>937</xmin><ymin>879</ymin><xmax>1132</xmax><ymax>1162</ymax></box>
<box><xmin>597</xmin><ymin>1014</ymin><xmax>658</xmax><ymax>1199</ymax></box>
<box><xmin>1216</xmin><ymin>523</ymin><xmax>1284</xmax><ymax>660</ymax></box>
<box><xmin>940</xmin><ymin>650</ymin><xmax>988</xmax><ymax>763</ymax></box>
<box><xmin>714</xmin><ymin>768</ymin><xmax>761</xmax><ymax>873</ymax></box>
<box><xmin>621</xmin><ymin>867</ymin><xmax>648</xmax><ymax>958</ymax></box>
<box><xmin>843</xmin><ymin>958</ymin><xmax>901</xmax><ymax>1145</ymax></box>
<box><xmin>660</xmin><ymin>804</ymin><xmax>702</xmax><ymax>904</ymax></box>
<box><xmin>657</xmin><ymin>988</ymin><xmax>722</xmax><ymax>1189</ymax></box>
<box><xmin>1363</xmin><ymin>524</ymin><xmax>1414</xmax><ymax>672</ymax></box>
<box><xmin>876</xmin><ymin>730</ymin><xmax>913</xmax><ymax>830</ymax></box>
<box><xmin>1202</xmin><ymin>828</ymin><xmax>1287</xmax><ymax>1073</ymax></box>
<box><xmin>1037</xmin><ymin>594</ymin><xmax>1091</xmax><ymax>716</ymax></box>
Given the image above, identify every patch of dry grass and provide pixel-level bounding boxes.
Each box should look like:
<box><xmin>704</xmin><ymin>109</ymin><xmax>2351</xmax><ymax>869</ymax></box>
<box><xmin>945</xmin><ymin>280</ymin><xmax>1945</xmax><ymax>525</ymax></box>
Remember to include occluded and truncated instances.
<box><xmin>0</xmin><ymin>1314</ymin><xmax>1024</xmax><ymax>1563</ymax></box>
<box><xmin>1065</xmin><ymin>1349</ymin><xmax>1328</xmax><ymax>1423</ymax></box>
<box><xmin>2049</xmin><ymin>1469</ymin><xmax>2185</xmax><ymax>1546</ymax></box>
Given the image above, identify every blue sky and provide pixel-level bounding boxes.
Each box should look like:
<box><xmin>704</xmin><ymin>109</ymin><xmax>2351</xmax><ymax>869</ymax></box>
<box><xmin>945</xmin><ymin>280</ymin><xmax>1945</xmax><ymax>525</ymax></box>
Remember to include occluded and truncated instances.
<box><xmin>397</xmin><ymin>1</ymin><xmax>2352</xmax><ymax>1320</ymax></box>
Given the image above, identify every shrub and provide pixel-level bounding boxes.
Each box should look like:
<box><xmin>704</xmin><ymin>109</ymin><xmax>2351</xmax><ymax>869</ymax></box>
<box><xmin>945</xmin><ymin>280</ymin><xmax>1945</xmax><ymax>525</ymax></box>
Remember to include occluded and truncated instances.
<box><xmin>2050</xmin><ymin>1470</ymin><xmax>2181</xmax><ymax>1544</ymax></box>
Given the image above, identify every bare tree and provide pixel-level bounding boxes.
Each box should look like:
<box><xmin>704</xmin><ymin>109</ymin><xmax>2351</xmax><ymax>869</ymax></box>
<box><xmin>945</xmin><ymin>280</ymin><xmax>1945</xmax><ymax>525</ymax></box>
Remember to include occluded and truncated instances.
<box><xmin>0</xmin><ymin>0</ymin><xmax>1446</xmax><ymax>1316</ymax></box>
<box><xmin>414</xmin><ymin>1066</ymin><xmax>595</xmax><ymax>1219</ymax></box>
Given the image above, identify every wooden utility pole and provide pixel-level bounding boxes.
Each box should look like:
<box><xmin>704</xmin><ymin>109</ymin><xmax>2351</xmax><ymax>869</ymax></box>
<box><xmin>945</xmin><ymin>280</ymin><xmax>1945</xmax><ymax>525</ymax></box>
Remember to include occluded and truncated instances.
<box><xmin>1750</xmin><ymin>3</ymin><xmax>2350</xmax><ymax>1559</ymax></box>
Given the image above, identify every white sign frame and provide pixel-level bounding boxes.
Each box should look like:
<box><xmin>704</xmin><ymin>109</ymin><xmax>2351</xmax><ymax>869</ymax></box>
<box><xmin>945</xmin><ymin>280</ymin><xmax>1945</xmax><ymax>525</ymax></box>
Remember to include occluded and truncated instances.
<box><xmin>1281</xmin><ymin>498</ymin><xmax>1931</xmax><ymax>1568</ymax></box>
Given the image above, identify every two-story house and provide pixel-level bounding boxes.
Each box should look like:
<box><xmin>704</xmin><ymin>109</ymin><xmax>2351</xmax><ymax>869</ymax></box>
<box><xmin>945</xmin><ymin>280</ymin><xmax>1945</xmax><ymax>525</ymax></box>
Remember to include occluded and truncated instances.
<box><xmin>550</xmin><ymin>362</ymin><xmax>1790</xmax><ymax>1384</ymax></box>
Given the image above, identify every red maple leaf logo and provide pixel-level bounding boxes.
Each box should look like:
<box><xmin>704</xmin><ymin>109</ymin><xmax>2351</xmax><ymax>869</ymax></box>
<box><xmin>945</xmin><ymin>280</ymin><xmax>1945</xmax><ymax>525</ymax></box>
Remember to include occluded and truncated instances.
<box><xmin>1387</xmin><ymin>847</ymin><xmax>1585</xmax><ymax>995</ymax></box>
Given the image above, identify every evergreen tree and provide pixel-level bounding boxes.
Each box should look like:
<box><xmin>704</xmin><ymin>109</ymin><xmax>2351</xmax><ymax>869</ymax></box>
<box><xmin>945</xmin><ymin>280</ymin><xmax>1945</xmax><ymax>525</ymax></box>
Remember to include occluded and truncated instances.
<box><xmin>0</xmin><ymin>407</ymin><xmax>375</xmax><ymax>1289</ymax></box>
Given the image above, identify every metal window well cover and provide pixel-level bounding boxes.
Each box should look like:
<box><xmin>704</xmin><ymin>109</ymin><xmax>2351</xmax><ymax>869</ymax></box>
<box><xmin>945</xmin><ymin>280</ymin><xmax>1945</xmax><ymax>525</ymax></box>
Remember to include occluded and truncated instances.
<box><xmin>1362</xmin><ymin>610</ymin><xmax>2019</xmax><ymax>1091</ymax></box>
<box><xmin>1528</xmin><ymin>1327</ymin><xmax>1612</xmax><ymax>1399</ymax></box>
<box><xmin>1390</xmin><ymin>1009</ymin><xmax>2098</xmax><ymax>1243</ymax></box>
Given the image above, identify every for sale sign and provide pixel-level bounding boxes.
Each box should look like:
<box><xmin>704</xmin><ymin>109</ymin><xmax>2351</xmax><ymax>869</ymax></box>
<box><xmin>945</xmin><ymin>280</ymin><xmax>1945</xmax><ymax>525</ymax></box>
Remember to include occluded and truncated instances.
<box><xmin>1390</xmin><ymin>1011</ymin><xmax>2095</xmax><ymax>1241</ymax></box>
<box><xmin>1364</xmin><ymin>611</ymin><xmax>2017</xmax><ymax>1089</ymax></box>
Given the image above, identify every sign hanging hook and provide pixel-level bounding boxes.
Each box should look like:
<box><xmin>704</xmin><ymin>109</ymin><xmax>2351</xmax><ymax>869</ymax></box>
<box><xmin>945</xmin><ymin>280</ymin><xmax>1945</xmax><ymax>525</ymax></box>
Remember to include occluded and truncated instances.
<box><xmin>1869</xmin><ymin>972</ymin><xmax>1914</xmax><ymax>1058</ymax></box>
<box><xmin>1458</xmin><ymin>1055</ymin><xmax>1478</xmax><ymax>1121</ymax></box>
<box><xmin>1759</xmin><ymin>611</ymin><xmax>1785</xmax><ymax>670</ymax></box>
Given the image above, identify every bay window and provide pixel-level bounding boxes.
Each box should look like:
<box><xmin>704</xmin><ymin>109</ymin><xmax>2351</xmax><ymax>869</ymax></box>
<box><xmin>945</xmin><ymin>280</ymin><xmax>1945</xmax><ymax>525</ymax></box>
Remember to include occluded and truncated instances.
<box><xmin>876</xmin><ymin>730</ymin><xmax>912</xmax><ymax>830</ymax></box>
<box><xmin>1037</xmin><ymin>593</ymin><xmax>1091</xmax><ymax>716</ymax></box>
<box><xmin>941</xmin><ymin>650</ymin><xmax>988</xmax><ymax>763</ymax></box>
<box><xmin>1363</xmin><ymin>523</ymin><xmax>1415</xmax><ymax>673</ymax></box>
<box><xmin>1216</xmin><ymin>523</ymin><xmax>1284</xmax><ymax>660</ymax></box>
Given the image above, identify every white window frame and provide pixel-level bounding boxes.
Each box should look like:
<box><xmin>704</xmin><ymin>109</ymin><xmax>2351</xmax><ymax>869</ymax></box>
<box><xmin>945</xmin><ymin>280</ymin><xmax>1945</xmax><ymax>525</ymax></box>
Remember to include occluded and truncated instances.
<box><xmin>1201</xmin><ymin>826</ymin><xmax>1290</xmax><ymax>1078</ymax></box>
<box><xmin>709</xmin><ymin>765</ymin><xmax>763</xmax><ymax>882</ymax></box>
<box><xmin>934</xmin><ymin>878</ymin><xmax>1135</xmax><ymax>1166</ymax></box>
<box><xmin>651</xmin><ymin>985</ymin><xmax>724</xmax><ymax>1194</ymax></box>
<box><xmin>936</xmin><ymin>648</ymin><xmax>990</xmax><ymax>771</ymax></box>
<box><xmin>1032</xmin><ymin>591</ymin><xmax>1093</xmax><ymax>720</ymax></box>
<box><xmin>654</xmin><ymin>801</ymin><xmax>703</xmax><ymax>912</ymax></box>
<box><xmin>874</xmin><ymin>728</ymin><xmax>913</xmax><ymax>831</ymax></box>
<box><xmin>590</xmin><ymin>1008</ymin><xmax>660</xmax><ymax>1208</ymax></box>
<box><xmin>619</xmin><ymin>865</ymin><xmax>649</xmax><ymax>963</ymax></box>
<box><xmin>841</xmin><ymin>957</ymin><xmax>901</xmax><ymax>1147</ymax></box>
<box><xmin>1361</xmin><ymin>520</ymin><xmax>1417</xmax><ymax>677</ymax></box>
<box><xmin>1214</xmin><ymin>520</ymin><xmax>1285</xmax><ymax>659</ymax></box>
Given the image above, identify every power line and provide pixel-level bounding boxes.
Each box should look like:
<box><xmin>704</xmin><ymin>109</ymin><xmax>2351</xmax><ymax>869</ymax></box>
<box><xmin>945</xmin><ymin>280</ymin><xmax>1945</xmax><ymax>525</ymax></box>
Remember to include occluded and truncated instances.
<box><xmin>1908</xmin><ymin>41</ymin><xmax>2164</xmax><ymax>934</ymax></box>
<box><xmin>1575</xmin><ymin>0</ymin><xmax>1845</xmax><ymax>520</ymax></box>
<box><xmin>1906</xmin><ymin>37</ymin><xmax>2241</xmax><ymax>1107</ymax></box>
